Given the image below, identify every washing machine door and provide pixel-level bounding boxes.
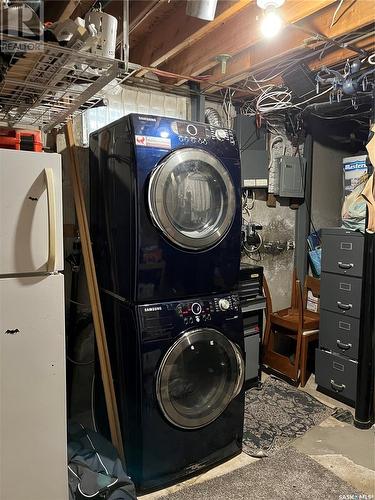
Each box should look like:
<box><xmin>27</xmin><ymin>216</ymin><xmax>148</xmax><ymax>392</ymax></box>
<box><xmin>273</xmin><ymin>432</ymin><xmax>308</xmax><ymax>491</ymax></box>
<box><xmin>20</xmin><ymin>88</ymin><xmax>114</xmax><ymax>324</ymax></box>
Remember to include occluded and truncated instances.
<box><xmin>148</xmin><ymin>148</ymin><xmax>236</xmax><ymax>250</ymax></box>
<box><xmin>156</xmin><ymin>328</ymin><xmax>244</xmax><ymax>429</ymax></box>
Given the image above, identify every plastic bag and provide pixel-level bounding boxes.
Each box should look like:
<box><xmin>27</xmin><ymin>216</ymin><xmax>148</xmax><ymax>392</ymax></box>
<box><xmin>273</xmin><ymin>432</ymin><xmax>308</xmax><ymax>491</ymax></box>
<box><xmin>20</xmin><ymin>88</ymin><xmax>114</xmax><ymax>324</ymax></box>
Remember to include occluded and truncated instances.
<box><xmin>341</xmin><ymin>174</ymin><xmax>369</xmax><ymax>232</ymax></box>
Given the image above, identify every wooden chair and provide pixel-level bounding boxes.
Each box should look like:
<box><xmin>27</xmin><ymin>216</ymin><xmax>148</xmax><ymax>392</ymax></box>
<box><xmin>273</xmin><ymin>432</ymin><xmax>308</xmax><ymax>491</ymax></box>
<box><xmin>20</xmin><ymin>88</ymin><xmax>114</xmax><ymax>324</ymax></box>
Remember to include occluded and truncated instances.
<box><xmin>262</xmin><ymin>271</ymin><xmax>320</xmax><ymax>387</ymax></box>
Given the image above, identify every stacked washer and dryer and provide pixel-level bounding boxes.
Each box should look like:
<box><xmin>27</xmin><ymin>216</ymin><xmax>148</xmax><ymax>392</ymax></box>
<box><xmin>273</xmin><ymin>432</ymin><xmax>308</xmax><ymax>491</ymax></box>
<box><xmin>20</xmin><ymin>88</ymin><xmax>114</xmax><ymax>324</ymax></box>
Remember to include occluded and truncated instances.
<box><xmin>90</xmin><ymin>114</ymin><xmax>244</xmax><ymax>492</ymax></box>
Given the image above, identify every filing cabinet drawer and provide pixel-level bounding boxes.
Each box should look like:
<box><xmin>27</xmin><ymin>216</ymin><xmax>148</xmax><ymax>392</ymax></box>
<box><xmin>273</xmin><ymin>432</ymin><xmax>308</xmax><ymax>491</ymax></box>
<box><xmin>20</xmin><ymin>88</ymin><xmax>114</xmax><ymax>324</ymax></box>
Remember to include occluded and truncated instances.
<box><xmin>315</xmin><ymin>348</ymin><xmax>357</xmax><ymax>403</ymax></box>
<box><xmin>244</xmin><ymin>333</ymin><xmax>259</xmax><ymax>382</ymax></box>
<box><xmin>319</xmin><ymin>309</ymin><xmax>359</xmax><ymax>360</ymax></box>
<box><xmin>320</xmin><ymin>272</ymin><xmax>362</xmax><ymax>318</ymax></box>
<box><xmin>321</xmin><ymin>229</ymin><xmax>364</xmax><ymax>278</ymax></box>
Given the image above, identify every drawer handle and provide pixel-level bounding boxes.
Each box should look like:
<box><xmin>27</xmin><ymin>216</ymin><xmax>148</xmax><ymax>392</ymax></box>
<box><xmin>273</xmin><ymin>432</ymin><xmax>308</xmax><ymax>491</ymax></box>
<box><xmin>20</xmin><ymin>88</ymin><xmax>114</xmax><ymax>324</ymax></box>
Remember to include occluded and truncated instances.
<box><xmin>338</xmin><ymin>261</ymin><xmax>354</xmax><ymax>270</ymax></box>
<box><xmin>330</xmin><ymin>380</ymin><xmax>346</xmax><ymax>392</ymax></box>
<box><xmin>337</xmin><ymin>301</ymin><xmax>352</xmax><ymax>311</ymax></box>
<box><xmin>336</xmin><ymin>340</ymin><xmax>352</xmax><ymax>350</ymax></box>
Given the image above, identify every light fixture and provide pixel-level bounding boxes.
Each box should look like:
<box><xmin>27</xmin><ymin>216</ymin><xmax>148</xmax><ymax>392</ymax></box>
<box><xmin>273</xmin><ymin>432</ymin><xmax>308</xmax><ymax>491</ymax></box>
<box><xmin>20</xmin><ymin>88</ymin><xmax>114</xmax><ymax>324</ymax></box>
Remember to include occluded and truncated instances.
<box><xmin>186</xmin><ymin>0</ymin><xmax>218</xmax><ymax>21</ymax></box>
<box><xmin>257</xmin><ymin>0</ymin><xmax>285</xmax><ymax>39</ymax></box>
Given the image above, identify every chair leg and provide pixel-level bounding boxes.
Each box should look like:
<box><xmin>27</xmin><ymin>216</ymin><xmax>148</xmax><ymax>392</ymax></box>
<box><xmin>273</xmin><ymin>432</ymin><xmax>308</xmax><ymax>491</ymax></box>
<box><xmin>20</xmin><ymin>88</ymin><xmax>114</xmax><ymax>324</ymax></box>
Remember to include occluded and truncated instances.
<box><xmin>300</xmin><ymin>337</ymin><xmax>308</xmax><ymax>387</ymax></box>
<box><xmin>263</xmin><ymin>320</ymin><xmax>272</xmax><ymax>350</ymax></box>
<box><xmin>293</xmin><ymin>330</ymin><xmax>303</xmax><ymax>383</ymax></box>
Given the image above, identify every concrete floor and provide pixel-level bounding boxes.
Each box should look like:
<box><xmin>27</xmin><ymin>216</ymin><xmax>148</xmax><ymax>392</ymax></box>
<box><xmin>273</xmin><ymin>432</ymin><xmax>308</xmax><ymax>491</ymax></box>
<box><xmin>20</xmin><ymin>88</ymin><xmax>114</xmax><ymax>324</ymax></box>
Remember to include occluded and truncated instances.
<box><xmin>140</xmin><ymin>374</ymin><xmax>375</xmax><ymax>499</ymax></box>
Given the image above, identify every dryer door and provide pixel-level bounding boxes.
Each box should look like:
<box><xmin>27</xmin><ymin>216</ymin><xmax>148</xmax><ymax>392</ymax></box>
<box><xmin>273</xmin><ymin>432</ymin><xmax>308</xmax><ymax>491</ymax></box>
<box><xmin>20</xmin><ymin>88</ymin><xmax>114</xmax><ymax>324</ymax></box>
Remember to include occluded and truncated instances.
<box><xmin>148</xmin><ymin>148</ymin><xmax>236</xmax><ymax>250</ymax></box>
<box><xmin>156</xmin><ymin>328</ymin><xmax>244</xmax><ymax>429</ymax></box>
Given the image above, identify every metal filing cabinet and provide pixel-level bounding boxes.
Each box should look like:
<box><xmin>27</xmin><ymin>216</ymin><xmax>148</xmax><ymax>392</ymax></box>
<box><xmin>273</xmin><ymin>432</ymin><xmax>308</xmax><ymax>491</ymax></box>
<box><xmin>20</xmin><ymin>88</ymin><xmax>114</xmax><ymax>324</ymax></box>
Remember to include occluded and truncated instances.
<box><xmin>316</xmin><ymin>228</ymin><xmax>364</xmax><ymax>405</ymax></box>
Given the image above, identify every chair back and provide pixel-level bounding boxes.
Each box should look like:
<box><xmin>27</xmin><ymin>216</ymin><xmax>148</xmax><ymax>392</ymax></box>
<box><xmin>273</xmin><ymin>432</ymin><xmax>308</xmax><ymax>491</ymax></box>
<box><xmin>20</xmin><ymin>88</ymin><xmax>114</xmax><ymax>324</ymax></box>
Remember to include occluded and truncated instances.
<box><xmin>263</xmin><ymin>275</ymin><xmax>272</xmax><ymax>314</ymax></box>
<box><xmin>296</xmin><ymin>279</ymin><xmax>303</xmax><ymax>329</ymax></box>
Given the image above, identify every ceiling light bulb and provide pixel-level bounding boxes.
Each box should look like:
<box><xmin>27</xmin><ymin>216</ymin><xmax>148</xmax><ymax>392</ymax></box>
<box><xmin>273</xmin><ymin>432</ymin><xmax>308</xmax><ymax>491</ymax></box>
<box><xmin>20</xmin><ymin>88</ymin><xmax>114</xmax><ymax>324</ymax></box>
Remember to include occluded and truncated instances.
<box><xmin>260</xmin><ymin>9</ymin><xmax>283</xmax><ymax>38</ymax></box>
<box><xmin>257</xmin><ymin>0</ymin><xmax>284</xmax><ymax>9</ymax></box>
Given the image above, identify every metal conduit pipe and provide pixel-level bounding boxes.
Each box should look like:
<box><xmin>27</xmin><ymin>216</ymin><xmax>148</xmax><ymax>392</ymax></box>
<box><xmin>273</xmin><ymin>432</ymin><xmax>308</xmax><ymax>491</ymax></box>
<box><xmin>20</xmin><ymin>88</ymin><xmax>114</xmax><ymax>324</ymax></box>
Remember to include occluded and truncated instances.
<box><xmin>303</xmin><ymin>94</ymin><xmax>372</xmax><ymax>114</ymax></box>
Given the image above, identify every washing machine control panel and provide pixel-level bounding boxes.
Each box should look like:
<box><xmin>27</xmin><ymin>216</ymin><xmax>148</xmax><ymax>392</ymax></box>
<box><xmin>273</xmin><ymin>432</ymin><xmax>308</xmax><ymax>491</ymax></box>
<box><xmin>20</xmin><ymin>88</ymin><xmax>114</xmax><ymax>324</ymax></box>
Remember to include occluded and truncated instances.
<box><xmin>140</xmin><ymin>293</ymin><xmax>240</xmax><ymax>340</ymax></box>
<box><xmin>173</xmin><ymin>121</ymin><xmax>236</xmax><ymax>146</ymax></box>
<box><xmin>175</xmin><ymin>293</ymin><xmax>240</xmax><ymax>326</ymax></box>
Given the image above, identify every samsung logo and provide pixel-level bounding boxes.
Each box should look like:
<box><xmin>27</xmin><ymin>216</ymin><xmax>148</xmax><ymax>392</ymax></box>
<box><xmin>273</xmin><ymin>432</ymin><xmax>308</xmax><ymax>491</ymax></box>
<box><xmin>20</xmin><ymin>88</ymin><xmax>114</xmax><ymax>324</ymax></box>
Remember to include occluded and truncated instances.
<box><xmin>145</xmin><ymin>306</ymin><xmax>162</xmax><ymax>312</ymax></box>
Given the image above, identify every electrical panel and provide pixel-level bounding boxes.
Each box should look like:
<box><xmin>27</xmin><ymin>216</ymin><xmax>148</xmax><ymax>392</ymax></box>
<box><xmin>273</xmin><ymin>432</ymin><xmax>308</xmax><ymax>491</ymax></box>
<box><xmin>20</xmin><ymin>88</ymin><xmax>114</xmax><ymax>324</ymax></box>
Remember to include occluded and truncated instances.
<box><xmin>234</xmin><ymin>115</ymin><xmax>268</xmax><ymax>188</ymax></box>
<box><xmin>277</xmin><ymin>155</ymin><xmax>306</xmax><ymax>198</ymax></box>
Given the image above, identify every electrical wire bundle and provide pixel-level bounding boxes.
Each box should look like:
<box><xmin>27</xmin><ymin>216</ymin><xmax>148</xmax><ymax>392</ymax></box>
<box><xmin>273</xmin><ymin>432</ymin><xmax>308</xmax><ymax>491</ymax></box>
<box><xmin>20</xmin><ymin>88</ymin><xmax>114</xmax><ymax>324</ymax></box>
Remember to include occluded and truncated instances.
<box><xmin>241</xmin><ymin>80</ymin><xmax>334</xmax><ymax>118</ymax></box>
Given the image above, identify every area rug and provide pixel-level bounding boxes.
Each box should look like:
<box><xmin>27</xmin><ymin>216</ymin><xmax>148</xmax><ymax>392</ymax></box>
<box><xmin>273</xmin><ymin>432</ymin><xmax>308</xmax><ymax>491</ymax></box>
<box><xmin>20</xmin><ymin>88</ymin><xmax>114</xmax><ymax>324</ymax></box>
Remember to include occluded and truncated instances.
<box><xmin>160</xmin><ymin>448</ymin><xmax>359</xmax><ymax>500</ymax></box>
<box><xmin>243</xmin><ymin>377</ymin><xmax>332</xmax><ymax>457</ymax></box>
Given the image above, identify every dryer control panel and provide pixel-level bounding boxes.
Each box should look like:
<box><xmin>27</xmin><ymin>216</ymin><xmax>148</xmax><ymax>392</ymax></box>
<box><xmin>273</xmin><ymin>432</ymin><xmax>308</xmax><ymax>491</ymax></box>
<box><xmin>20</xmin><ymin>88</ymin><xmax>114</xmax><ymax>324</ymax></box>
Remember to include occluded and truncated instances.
<box><xmin>172</xmin><ymin>120</ymin><xmax>236</xmax><ymax>147</ymax></box>
<box><xmin>139</xmin><ymin>293</ymin><xmax>240</xmax><ymax>340</ymax></box>
<box><xmin>132</xmin><ymin>114</ymin><xmax>239</xmax><ymax>158</ymax></box>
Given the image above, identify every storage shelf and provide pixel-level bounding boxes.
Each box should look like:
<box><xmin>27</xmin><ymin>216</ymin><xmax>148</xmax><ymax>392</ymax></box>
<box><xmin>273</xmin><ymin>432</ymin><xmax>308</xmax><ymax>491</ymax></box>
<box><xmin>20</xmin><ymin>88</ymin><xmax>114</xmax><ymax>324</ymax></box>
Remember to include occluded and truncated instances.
<box><xmin>0</xmin><ymin>34</ymin><xmax>140</xmax><ymax>131</ymax></box>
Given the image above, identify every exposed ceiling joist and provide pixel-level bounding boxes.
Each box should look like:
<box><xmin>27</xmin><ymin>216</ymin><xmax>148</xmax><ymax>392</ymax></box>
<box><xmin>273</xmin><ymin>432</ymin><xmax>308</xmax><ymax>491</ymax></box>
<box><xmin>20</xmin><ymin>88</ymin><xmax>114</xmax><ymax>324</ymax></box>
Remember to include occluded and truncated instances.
<box><xmin>69</xmin><ymin>0</ymin><xmax>98</xmax><ymax>20</ymax></box>
<box><xmin>225</xmin><ymin>35</ymin><xmax>375</xmax><ymax>96</ymax></box>
<box><xmin>44</xmin><ymin>0</ymin><xmax>99</xmax><ymax>23</ymax></box>
<box><xmin>129</xmin><ymin>0</ymin><xmax>163</xmax><ymax>33</ymax></box>
<box><xmin>57</xmin><ymin>0</ymin><xmax>80</xmax><ymax>21</ymax></box>
<box><xmin>117</xmin><ymin>0</ymin><xmax>173</xmax><ymax>51</ymax></box>
<box><xmin>159</xmin><ymin>0</ymin><xmax>336</xmax><ymax>85</ymax></box>
<box><xmin>309</xmin><ymin>35</ymin><xmax>375</xmax><ymax>71</ymax></box>
<box><xmin>203</xmin><ymin>0</ymin><xmax>375</xmax><ymax>92</ymax></box>
<box><xmin>130</xmin><ymin>0</ymin><xmax>253</xmax><ymax>69</ymax></box>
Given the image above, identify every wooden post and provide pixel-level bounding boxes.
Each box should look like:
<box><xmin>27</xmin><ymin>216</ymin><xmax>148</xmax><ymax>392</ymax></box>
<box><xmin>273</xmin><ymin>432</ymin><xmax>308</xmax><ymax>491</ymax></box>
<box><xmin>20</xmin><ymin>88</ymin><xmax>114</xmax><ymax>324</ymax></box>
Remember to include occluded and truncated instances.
<box><xmin>64</xmin><ymin>120</ymin><xmax>124</xmax><ymax>460</ymax></box>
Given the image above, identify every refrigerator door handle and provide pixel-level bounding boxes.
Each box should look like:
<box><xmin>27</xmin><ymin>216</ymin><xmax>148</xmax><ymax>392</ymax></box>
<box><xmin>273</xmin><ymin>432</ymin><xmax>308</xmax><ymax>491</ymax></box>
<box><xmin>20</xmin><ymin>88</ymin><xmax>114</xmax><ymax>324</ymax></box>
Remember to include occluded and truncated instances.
<box><xmin>44</xmin><ymin>167</ymin><xmax>56</xmax><ymax>272</ymax></box>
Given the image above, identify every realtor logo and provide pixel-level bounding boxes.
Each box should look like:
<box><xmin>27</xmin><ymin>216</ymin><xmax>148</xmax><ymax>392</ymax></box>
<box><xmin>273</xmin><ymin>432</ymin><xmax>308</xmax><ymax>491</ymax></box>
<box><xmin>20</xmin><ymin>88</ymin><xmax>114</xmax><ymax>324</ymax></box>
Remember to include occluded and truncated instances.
<box><xmin>0</xmin><ymin>1</ymin><xmax>44</xmax><ymax>53</ymax></box>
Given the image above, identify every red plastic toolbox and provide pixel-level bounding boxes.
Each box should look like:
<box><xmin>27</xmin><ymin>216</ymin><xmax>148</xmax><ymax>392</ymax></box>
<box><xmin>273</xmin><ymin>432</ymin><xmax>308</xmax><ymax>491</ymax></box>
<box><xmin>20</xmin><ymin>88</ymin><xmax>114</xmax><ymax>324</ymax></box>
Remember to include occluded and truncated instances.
<box><xmin>0</xmin><ymin>129</ymin><xmax>43</xmax><ymax>152</ymax></box>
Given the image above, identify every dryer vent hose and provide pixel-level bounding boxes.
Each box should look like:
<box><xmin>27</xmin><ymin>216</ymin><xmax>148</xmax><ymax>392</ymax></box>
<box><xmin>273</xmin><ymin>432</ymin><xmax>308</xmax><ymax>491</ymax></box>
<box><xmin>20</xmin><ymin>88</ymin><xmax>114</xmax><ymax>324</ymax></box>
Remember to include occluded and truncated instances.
<box><xmin>205</xmin><ymin>107</ymin><xmax>223</xmax><ymax>127</ymax></box>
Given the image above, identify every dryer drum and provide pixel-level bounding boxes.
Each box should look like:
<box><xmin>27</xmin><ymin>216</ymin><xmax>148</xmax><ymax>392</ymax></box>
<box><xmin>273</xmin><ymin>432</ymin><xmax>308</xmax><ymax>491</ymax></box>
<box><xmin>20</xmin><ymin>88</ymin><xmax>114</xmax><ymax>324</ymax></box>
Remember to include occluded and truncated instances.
<box><xmin>156</xmin><ymin>328</ymin><xmax>244</xmax><ymax>429</ymax></box>
<box><xmin>148</xmin><ymin>148</ymin><xmax>236</xmax><ymax>250</ymax></box>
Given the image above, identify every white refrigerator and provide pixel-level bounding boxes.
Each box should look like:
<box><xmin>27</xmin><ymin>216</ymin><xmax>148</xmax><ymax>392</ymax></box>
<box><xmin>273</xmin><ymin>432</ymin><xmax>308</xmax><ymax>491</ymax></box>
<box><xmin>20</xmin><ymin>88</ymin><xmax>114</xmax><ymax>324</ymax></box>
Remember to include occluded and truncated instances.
<box><xmin>0</xmin><ymin>149</ymin><xmax>68</xmax><ymax>500</ymax></box>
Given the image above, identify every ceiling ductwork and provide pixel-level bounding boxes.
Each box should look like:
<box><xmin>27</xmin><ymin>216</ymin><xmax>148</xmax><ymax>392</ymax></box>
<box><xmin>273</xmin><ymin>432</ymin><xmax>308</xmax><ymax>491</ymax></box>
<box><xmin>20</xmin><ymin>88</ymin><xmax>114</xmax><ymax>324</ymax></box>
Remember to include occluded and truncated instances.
<box><xmin>186</xmin><ymin>0</ymin><xmax>218</xmax><ymax>21</ymax></box>
<box><xmin>205</xmin><ymin>107</ymin><xmax>223</xmax><ymax>127</ymax></box>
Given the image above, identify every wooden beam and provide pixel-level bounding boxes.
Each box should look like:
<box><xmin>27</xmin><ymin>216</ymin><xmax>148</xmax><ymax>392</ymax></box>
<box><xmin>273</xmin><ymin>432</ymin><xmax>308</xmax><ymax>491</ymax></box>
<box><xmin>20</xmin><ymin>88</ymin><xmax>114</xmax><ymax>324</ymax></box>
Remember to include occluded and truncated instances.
<box><xmin>160</xmin><ymin>0</ymin><xmax>336</xmax><ymax>85</ymax></box>
<box><xmin>129</xmin><ymin>0</ymin><xmax>162</xmax><ymax>33</ymax></box>
<box><xmin>113</xmin><ymin>0</ymin><xmax>172</xmax><ymax>52</ymax></box>
<box><xmin>232</xmin><ymin>35</ymin><xmax>375</xmax><ymax>97</ymax></box>
<box><xmin>57</xmin><ymin>0</ymin><xmax>81</xmax><ymax>21</ymax></box>
<box><xmin>70</xmin><ymin>0</ymin><xmax>98</xmax><ymax>20</ymax></box>
<box><xmin>44</xmin><ymin>0</ymin><xmax>97</xmax><ymax>22</ymax></box>
<box><xmin>309</xmin><ymin>36</ymin><xmax>375</xmax><ymax>71</ymax></box>
<box><xmin>65</xmin><ymin>121</ymin><xmax>124</xmax><ymax>461</ymax></box>
<box><xmin>203</xmin><ymin>0</ymin><xmax>375</xmax><ymax>92</ymax></box>
<box><xmin>130</xmin><ymin>0</ymin><xmax>253</xmax><ymax>69</ymax></box>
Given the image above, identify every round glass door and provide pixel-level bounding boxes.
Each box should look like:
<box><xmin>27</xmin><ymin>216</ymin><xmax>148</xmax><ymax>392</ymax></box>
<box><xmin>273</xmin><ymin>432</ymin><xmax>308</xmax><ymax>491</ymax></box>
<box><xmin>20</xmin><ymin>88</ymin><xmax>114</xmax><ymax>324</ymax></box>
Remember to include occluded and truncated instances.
<box><xmin>148</xmin><ymin>148</ymin><xmax>236</xmax><ymax>250</ymax></box>
<box><xmin>156</xmin><ymin>328</ymin><xmax>244</xmax><ymax>429</ymax></box>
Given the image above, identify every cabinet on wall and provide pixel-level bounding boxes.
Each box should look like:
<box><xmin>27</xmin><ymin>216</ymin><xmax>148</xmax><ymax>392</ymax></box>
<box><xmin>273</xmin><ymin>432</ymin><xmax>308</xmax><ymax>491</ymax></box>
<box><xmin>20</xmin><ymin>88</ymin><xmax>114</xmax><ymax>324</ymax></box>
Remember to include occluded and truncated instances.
<box><xmin>315</xmin><ymin>228</ymin><xmax>364</xmax><ymax>405</ymax></box>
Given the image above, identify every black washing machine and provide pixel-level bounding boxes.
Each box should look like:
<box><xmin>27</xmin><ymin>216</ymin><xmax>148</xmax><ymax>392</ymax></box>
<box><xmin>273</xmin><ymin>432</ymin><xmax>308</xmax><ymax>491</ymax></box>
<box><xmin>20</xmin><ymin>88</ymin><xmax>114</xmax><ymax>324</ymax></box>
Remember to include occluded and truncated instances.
<box><xmin>98</xmin><ymin>291</ymin><xmax>245</xmax><ymax>492</ymax></box>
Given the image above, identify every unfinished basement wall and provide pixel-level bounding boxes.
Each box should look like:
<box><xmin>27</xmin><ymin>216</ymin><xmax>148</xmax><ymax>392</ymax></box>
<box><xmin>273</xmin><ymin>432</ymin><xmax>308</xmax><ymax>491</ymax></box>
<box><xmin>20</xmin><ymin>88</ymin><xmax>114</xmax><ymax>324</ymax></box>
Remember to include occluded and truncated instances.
<box><xmin>242</xmin><ymin>195</ymin><xmax>296</xmax><ymax>311</ymax></box>
<box><xmin>311</xmin><ymin>141</ymin><xmax>348</xmax><ymax>230</ymax></box>
<box><xmin>205</xmin><ymin>101</ymin><xmax>297</xmax><ymax>310</ymax></box>
<box><xmin>80</xmin><ymin>86</ymin><xmax>190</xmax><ymax>146</ymax></box>
<box><xmin>240</xmin><ymin>131</ymin><xmax>297</xmax><ymax>311</ymax></box>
